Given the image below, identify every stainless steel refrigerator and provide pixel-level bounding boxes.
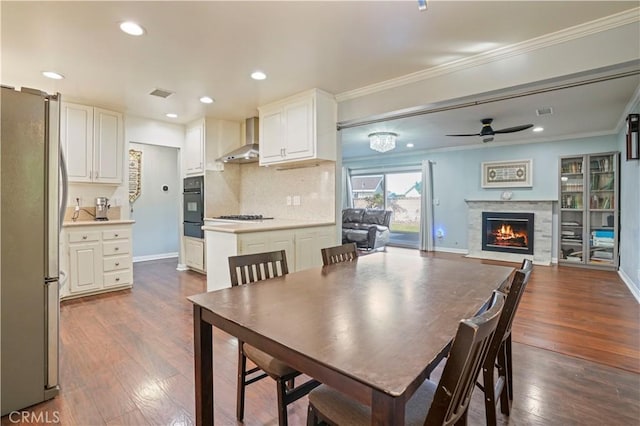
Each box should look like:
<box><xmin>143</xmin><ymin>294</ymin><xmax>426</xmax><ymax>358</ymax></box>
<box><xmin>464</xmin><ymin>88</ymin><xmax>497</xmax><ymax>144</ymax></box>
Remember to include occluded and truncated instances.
<box><xmin>1</xmin><ymin>86</ymin><xmax>67</xmax><ymax>415</ymax></box>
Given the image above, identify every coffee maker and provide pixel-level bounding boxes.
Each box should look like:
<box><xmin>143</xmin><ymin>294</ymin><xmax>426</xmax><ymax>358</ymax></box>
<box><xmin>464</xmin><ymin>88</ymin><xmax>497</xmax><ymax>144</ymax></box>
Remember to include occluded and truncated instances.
<box><xmin>95</xmin><ymin>197</ymin><xmax>110</xmax><ymax>221</ymax></box>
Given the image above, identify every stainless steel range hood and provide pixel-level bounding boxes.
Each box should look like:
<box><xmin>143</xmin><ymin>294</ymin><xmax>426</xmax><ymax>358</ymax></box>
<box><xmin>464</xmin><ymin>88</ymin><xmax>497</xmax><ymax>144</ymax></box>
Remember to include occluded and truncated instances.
<box><xmin>218</xmin><ymin>117</ymin><xmax>259</xmax><ymax>163</ymax></box>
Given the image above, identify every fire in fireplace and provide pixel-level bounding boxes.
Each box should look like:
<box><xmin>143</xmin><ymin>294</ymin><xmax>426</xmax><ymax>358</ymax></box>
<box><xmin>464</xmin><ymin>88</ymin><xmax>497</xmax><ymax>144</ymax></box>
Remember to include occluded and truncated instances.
<box><xmin>482</xmin><ymin>212</ymin><xmax>534</xmax><ymax>255</ymax></box>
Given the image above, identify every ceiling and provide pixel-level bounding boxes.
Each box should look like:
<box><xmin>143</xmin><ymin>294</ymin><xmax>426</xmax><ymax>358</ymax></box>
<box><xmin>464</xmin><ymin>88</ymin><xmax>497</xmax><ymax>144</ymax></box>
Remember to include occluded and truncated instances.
<box><xmin>2</xmin><ymin>1</ymin><xmax>639</xmax><ymax>158</ymax></box>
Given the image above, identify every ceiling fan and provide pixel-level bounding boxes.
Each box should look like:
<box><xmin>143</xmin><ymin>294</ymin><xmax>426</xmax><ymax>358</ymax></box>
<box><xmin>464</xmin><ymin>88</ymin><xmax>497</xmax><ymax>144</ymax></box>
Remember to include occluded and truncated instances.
<box><xmin>446</xmin><ymin>118</ymin><xmax>534</xmax><ymax>143</ymax></box>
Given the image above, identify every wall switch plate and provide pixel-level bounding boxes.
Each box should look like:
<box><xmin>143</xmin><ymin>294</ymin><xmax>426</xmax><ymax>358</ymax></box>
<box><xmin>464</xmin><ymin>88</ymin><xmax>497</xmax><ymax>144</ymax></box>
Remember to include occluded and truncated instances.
<box><xmin>293</xmin><ymin>195</ymin><xmax>301</xmax><ymax>206</ymax></box>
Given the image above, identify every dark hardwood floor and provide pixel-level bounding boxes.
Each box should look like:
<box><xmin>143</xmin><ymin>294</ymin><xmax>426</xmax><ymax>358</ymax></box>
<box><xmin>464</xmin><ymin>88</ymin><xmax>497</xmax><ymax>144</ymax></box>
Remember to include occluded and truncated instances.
<box><xmin>2</xmin><ymin>251</ymin><xmax>639</xmax><ymax>425</ymax></box>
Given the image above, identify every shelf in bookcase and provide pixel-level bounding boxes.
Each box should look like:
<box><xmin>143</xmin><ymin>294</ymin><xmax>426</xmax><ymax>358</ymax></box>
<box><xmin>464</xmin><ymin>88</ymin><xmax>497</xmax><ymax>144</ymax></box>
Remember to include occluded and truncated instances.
<box><xmin>561</xmin><ymin>208</ymin><xmax>583</xmax><ymax>211</ymax></box>
<box><xmin>589</xmin><ymin>209</ymin><xmax>614</xmax><ymax>212</ymax></box>
<box><xmin>590</xmin><ymin>226</ymin><xmax>614</xmax><ymax>230</ymax></box>
<box><xmin>561</xmin><ymin>240</ymin><xmax>583</xmax><ymax>246</ymax></box>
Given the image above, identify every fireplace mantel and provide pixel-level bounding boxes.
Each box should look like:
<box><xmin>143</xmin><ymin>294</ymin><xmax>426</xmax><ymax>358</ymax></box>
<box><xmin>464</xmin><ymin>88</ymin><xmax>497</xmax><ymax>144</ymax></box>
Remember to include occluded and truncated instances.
<box><xmin>466</xmin><ymin>200</ymin><xmax>553</xmax><ymax>265</ymax></box>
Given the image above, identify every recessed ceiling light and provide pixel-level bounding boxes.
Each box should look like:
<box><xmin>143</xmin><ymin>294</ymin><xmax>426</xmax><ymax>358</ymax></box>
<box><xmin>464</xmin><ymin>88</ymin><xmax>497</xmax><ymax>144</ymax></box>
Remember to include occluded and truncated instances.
<box><xmin>166</xmin><ymin>113</ymin><xmax>178</xmax><ymax>118</ymax></box>
<box><xmin>199</xmin><ymin>96</ymin><xmax>214</xmax><ymax>104</ymax></box>
<box><xmin>120</xmin><ymin>21</ymin><xmax>145</xmax><ymax>36</ymax></box>
<box><xmin>406</xmin><ymin>143</ymin><xmax>414</xmax><ymax>148</ymax></box>
<box><xmin>42</xmin><ymin>71</ymin><xmax>64</xmax><ymax>80</ymax></box>
<box><xmin>251</xmin><ymin>71</ymin><xmax>267</xmax><ymax>80</ymax></box>
<box><xmin>533</xmin><ymin>126</ymin><xmax>544</xmax><ymax>132</ymax></box>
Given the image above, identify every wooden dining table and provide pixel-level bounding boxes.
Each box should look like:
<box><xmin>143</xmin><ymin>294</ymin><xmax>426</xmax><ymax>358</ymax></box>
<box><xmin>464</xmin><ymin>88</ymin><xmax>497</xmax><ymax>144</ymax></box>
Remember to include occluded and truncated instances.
<box><xmin>188</xmin><ymin>252</ymin><xmax>514</xmax><ymax>425</ymax></box>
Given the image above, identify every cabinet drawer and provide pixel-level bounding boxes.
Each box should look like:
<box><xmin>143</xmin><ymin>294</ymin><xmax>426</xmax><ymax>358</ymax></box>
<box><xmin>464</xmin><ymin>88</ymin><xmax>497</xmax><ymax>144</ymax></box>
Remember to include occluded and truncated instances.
<box><xmin>103</xmin><ymin>270</ymin><xmax>132</xmax><ymax>288</ymax></box>
<box><xmin>102</xmin><ymin>229</ymin><xmax>131</xmax><ymax>240</ymax></box>
<box><xmin>103</xmin><ymin>255</ymin><xmax>131</xmax><ymax>272</ymax></box>
<box><xmin>68</xmin><ymin>231</ymin><xmax>101</xmax><ymax>243</ymax></box>
<box><xmin>103</xmin><ymin>240</ymin><xmax>130</xmax><ymax>256</ymax></box>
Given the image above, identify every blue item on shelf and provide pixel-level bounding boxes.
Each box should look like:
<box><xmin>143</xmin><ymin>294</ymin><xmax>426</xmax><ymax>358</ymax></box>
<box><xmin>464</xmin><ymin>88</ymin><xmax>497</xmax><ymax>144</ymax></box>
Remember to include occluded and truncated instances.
<box><xmin>592</xmin><ymin>230</ymin><xmax>614</xmax><ymax>238</ymax></box>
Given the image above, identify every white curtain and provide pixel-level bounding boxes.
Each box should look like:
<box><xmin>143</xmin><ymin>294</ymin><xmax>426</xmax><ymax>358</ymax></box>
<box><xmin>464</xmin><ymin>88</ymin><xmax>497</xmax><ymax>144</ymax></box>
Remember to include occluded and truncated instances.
<box><xmin>342</xmin><ymin>166</ymin><xmax>353</xmax><ymax>208</ymax></box>
<box><xmin>420</xmin><ymin>160</ymin><xmax>435</xmax><ymax>251</ymax></box>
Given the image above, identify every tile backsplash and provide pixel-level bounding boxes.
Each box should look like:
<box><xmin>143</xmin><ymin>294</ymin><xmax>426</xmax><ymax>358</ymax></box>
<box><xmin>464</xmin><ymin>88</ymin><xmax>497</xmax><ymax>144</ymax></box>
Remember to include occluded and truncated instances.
<box><xmin>239</xmin><ymin>162</ymin><xmax>335</xmax><ymax>221</ymax></box>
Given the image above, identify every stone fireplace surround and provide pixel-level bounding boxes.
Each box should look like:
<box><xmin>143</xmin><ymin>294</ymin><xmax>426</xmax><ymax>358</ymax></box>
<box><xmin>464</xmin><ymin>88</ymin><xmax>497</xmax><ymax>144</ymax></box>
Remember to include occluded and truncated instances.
<box><xmin>465</xmin><ymin>200</ymin><xmax>554</xmax><ymax>265</ymax></box>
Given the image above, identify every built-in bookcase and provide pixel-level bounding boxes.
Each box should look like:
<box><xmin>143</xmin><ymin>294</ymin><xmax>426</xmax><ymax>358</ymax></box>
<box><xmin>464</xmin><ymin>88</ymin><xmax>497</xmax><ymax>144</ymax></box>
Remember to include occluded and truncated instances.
<box><xmin>558</xmin><ymin>152</ymin><xmax>619</xmax><ymax>270</ymax></box>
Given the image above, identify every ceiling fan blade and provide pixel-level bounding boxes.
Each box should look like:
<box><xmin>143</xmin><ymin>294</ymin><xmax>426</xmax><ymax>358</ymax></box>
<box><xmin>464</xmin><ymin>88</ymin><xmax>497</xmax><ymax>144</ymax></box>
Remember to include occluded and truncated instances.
<box><xmin>493</xmin><ymin>124</ymin><xmax>534</xmax><ymax>134</ymax></box>
<box><xmin>446</xmin><ymin>133</ymin><xmax>481</xmax><ymax>137</ymax></box>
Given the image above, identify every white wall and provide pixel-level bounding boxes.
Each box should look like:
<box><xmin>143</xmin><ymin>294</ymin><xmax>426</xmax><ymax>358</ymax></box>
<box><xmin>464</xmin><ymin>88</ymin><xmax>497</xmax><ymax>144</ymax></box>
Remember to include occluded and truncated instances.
<box><xmin>126</xmin><ymin>115</ymin><xmax>184</xmax><ymax>148</ymax></box>
<box><xmin>129</xmin><ymin>143</ymin><xmax>180</xmax><ymax>260</ymax></box>
<box><xmin>618</xmin><ymin>99</ymin><xmax>640</xmax><ymax>300</ymax></box>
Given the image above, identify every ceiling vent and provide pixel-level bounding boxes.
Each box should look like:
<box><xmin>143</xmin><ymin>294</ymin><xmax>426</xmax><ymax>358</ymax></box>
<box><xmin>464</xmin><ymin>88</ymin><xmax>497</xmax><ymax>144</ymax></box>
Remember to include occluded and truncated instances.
<box><xmin>536</xmin><ymin>106</ymin><xmax>553</xmax><ymax>116</ymax></box>
<box><xmin>149</xmin><ymin>88</ymin><xmax>174</xmax><ymax>98</ymax></box>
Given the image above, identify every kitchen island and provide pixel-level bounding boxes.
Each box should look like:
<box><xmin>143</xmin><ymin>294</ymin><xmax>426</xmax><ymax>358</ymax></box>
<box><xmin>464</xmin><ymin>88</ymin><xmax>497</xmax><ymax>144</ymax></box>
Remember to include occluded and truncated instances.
<box><xmin>203</xmin><ymin>218</ymin><xmax>336</xmax><ymax>291</ymax></box>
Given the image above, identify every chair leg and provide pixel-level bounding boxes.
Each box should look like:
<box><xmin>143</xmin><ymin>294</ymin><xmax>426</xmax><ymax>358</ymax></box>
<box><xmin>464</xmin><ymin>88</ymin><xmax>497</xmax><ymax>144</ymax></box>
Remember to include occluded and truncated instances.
<box><xmin>276</xmin><ymin>377</ymin><xmax>289</xmax><ymax>426</ymax></box>
<box><xmin>307</xmin><ymin>403</ymin><xmax>319</xmax><ymax>426</ymax></box>
<box><xmin>236</xmin><ymin>347</ymin><xmax>247</xmax><ymax>421</ymax></box>
<box><xmin>497</xmin><ymin>343</ymin><xmax>511</xmax><ymax>416</ymax></box>
<box><xmin>505</xmin><ymin>334</ymin><xmax>514</xmax><ymax>401</ymax></box>
<box><xmin>482</xmin><ymin>364</ymin><xmax>498</xmax><ymax>426</ymax></box>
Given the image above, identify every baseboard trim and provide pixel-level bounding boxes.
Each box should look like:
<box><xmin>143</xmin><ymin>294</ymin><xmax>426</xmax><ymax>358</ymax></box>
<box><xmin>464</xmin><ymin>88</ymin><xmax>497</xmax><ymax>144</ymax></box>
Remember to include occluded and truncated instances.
<box><xmin>133</xmin><ymin>252</ymin><xmax>179</xmax><ymax>263</ymax></box>
<box><xmin>435</xmin><ymin>247</ymin><xmax>469</xmax><ymax>255</ymax></box>
<box><xmin>618</xmin><ymin>269</ymin><xmax>640</xmax><ymax>304</ymax></box>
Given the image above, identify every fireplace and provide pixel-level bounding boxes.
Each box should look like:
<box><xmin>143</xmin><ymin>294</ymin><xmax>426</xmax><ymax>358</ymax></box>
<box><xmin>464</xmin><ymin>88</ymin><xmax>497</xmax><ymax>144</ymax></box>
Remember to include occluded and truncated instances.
<box><xmin>482</xmin><ymin>212</ymin><xmax>534</xmax><ymax>255</ymax></box>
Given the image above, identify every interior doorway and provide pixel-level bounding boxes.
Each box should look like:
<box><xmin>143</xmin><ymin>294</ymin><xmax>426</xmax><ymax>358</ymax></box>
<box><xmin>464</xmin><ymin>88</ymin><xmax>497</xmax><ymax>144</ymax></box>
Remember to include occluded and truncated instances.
<box><xmin>129</xmin><ymin>142</ymin><xmax>180</xmax><ymax>261</ymax></box>
<box><xmin>350</xmin><ymin>170</ymin><xmax>422</xmax><ymax>249</ymax></box>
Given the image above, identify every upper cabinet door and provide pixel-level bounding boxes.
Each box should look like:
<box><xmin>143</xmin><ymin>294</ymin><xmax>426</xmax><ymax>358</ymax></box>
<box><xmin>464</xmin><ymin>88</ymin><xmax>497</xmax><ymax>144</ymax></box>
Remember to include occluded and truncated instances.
<box><xmin>259</xmin><ymin>109</ymin><xmax>285</xmax><ymax>163</ymax></box>
<box><xmin>185</xmin><ymin>120</ymin><xmax>204</xmax><ymax>175</ymax></box>
<box><xmin>283</xmin><ymin>98</ymin><xmax>314</xmax><ymax>160</ymax></box>
<box><xmin>93</xmin><ymin>108</ymin><xmax>123</xmax><ymax>184</ymax></box>
<box><xmin>61</xmin><ymin>102</ymin><xmax>93</xmax><ymax>182</ymax></box>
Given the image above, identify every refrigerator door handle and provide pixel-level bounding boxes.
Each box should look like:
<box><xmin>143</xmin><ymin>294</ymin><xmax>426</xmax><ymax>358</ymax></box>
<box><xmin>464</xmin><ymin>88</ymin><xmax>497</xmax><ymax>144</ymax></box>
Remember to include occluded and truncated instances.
<box><xmin>45</xmin><ymin>93</ymin><xmax>61</xmax><ymax>280</ymax></box>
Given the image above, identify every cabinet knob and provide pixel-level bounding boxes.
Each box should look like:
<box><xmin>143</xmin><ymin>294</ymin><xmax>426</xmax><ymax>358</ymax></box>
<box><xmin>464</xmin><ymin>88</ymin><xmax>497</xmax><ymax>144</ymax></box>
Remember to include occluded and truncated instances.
<box><xmin>115</xmin><ymin>277</ymin><xmax>120</xmax><ymax>282</ymax></box>
<box><xmin>114</xmin><ymin>233</ymin><xmax>119</xmax><ymax>237</ymax></box>
<box><xmin>115</xmin><ymin>262</ymin><xmax>120</xmax><ymax>266</ymax></box>
<box><xmin>114</xmin><ymin>247</ymin><xmax>119</xmax><ymax>251</ymax></box>
<box><xmin>82</xmin><ymin>235</ymin><xmax>87</xmax><ymax>240</ymax></box>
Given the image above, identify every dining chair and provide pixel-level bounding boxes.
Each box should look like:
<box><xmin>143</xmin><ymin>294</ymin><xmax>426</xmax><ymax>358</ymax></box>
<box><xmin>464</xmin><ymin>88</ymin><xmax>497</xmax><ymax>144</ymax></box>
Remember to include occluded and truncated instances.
<box><xmin>321</xmin><ymin>242</ymin><xmax>358</xmax><ymax>266</ymax></box>
<box><xmin>228</xmin><ymin>250</ymin><xmax>320</xmax><ymax>426</ymax></box>
<box><xmin>477</xmin><ymin>268</ymin><xmax>532</xmax><ymax>426</ymax></box>
<box><xmin>306</xmin><ymin>291</ymin><xmax>506</xmax><ymax>426</ymax></box>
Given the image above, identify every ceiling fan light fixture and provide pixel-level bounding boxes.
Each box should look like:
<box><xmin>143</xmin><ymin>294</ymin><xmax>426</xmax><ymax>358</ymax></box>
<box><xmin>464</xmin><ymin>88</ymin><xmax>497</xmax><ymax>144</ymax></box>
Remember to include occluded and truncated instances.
<box><xmin>369</xmin><ymin>132</ymin><xmax>397</xmax><ymax>153</ymax></box>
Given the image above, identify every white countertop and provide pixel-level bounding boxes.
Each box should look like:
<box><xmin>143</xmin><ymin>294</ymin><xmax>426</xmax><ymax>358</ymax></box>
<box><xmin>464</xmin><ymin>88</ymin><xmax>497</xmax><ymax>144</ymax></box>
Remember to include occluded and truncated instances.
<box><xmin>63</xmin><ymin>219</ymin><xmax>135</xmax><ymax>227</ymax></box>
<box><xmin>203</xmin><ymin>218</ymin><xmax>334</xmax><ymax>234</ymax></box>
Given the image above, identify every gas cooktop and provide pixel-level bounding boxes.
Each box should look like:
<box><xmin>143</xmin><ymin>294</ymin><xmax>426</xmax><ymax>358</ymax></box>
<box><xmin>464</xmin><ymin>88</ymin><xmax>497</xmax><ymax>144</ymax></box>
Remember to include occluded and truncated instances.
<box><xmin>215</xmin><ymin>214</ymin><xmax>274</xmax><ymax>221</ymax></box>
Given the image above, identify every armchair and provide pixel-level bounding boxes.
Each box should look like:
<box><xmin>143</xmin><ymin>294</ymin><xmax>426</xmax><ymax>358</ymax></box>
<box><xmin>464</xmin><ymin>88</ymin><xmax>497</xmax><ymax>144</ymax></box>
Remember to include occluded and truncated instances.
<box><xmin>341</xmin><ymin>208</ymin><xmax>392</xmax><ymax>251</ymax></box>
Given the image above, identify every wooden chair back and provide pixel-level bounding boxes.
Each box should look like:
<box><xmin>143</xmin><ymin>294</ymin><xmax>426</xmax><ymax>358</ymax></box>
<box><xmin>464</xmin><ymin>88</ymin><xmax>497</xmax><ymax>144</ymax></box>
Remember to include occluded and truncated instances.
<box><xmin>321</xmin><ymin>243</ymin><xmax>358</xmax><ymax>266</ymax></box>
<box><xmin>520</xmin><ymin>258</ymin><xmax>533</xmax><ymax>272</ymax></box>
<box><xmin>426</xmin><ymin>291</ymin><xmax>505</xmax><ymax>426</ymax></box>
<box><xmin>498</xmin><ymin>269</ymin><xmax>531</xmax><ymax>340</ymax></box>
<box><xmin>228</xmin><ymin>250</ymin><xmax>289</xmax><ymax>286</ymax></box>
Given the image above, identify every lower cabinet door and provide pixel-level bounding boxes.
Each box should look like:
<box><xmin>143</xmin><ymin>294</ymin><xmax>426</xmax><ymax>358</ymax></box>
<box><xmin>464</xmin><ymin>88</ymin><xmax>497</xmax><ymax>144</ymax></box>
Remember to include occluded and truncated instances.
<box><xmin>185</xmin><ymin>237</ymin><xmax>205</xmax><ymax>271</ymax></box>
<box><xmin>69</xmin><ymin>242</ymin><xmax>102</xmax><ymax>293</ymax></box>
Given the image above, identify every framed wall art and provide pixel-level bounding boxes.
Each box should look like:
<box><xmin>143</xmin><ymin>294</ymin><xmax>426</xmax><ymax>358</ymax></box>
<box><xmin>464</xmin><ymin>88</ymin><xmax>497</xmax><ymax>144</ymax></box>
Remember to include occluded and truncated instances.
<box><xmin>129</xmin><ymin>149</ymin><xmax>142</xmax><ymax>203</ymax></box>
<box><xmin>481</xmin><ymin>159</ymin><xmax>532</xmax><ymax>188</ymax></box>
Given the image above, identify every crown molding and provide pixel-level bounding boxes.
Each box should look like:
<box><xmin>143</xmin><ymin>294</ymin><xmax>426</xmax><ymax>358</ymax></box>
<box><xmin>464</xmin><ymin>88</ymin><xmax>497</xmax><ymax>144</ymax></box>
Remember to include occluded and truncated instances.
<box><xmin>336</xmin><ymin>8</ymin><xmax>640</xmax><ymax>103</ymax></box>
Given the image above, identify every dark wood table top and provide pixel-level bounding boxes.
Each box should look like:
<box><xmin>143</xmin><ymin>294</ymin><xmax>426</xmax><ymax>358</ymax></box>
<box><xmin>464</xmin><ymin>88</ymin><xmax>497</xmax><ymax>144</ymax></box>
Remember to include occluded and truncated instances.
<box><xmin>189</xmin><ymin>252</ymin><xmax>514</xmax><ymax>406</ymax></box>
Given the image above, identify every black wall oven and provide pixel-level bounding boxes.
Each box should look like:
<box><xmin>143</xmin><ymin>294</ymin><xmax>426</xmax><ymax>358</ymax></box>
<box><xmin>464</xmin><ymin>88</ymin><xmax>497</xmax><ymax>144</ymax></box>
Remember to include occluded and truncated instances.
<box><xmin>183</xmin><ymin>176</ymin><xmax>204</xmax><ymax>238</ymax></box>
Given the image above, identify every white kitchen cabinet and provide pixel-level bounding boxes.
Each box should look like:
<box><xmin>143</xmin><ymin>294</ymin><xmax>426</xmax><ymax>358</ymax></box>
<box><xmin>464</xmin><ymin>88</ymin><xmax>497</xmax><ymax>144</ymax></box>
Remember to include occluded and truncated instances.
<box><xmin>204</xmin><ymin>223</ymin><xmax>336</xmax><ymax>292</ymax></box>
<box><xmin>62</xmin><ymin>223</ymin><xmax>133</xmax><ymax>300</ymax></box>
<box><xmin>185</xmin><ymin>119</ymin><xmax>205</xmax><ymax>175</ymax></box>
<box><xmin>239</xmin><ymin>230</ymin><xmax>295</xmax><ymax>266</ymax></box>
<box><xmin>258</xmin><ymin>88</ymin><xmax>337</xmax><ymax>166</ymax></box>
<box><xmin>295</xmin><ymin>226</ymin><xmax>335</xmax><ymax>271</ymax></box>
<box><xmin>61</xmin><ymin>102</ymin><xmax>123</xmax><ymax>184</ymax></box>
<box><xmin>184</xmin><ymin>236</ymin><xmax>206</xmax><ymax>272</ymax></box>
